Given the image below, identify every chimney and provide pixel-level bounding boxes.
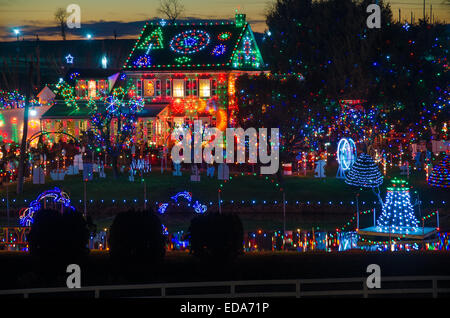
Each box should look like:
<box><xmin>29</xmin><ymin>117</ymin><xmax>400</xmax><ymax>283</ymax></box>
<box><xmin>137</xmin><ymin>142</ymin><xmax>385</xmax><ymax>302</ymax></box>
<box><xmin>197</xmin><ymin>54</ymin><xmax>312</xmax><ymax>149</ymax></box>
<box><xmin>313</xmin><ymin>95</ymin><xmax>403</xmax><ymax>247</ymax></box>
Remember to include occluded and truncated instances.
<box><xmin>235</xmin><ymin>13</ymin><xmax>246</xmax><ymax>27</ymax></box>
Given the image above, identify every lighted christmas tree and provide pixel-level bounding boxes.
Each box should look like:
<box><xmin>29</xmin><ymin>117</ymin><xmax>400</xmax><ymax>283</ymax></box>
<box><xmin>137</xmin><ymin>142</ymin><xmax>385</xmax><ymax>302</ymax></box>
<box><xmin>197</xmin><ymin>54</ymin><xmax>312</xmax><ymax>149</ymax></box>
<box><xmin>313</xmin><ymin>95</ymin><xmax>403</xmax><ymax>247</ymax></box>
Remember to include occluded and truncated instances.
<box><xmin>376</xmin><ymin>179</ymin><xmax>419</xmax><ymax>234</ymax></box>
<box><xmin>345</xmin><ymin>153</ymin><xmax>383</xmax><ymax>188</ymax></box>
<box><xmin>428</xmin><ymin>155</ymin><xmax>449</xmax><ymax>188</ymax></box>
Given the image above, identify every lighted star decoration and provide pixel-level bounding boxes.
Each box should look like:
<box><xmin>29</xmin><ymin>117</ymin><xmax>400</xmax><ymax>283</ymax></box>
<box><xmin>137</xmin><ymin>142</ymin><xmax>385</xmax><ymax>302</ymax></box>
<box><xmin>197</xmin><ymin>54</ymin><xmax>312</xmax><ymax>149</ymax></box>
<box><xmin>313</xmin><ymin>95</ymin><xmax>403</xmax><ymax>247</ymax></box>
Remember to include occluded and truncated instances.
<box><xmin>65</xmin><ymin>54</ymin><xmax>74</xmax><ymax>64</ymax></box>
<box><xmin>212</xmin><ymin>44</ymin><xmax>226</xmax><ymax>56</ymax></box>
<box><xmin>133</xmin><ymin>54</ymin><xmax>152</xmax><ymax>67</ymax></box>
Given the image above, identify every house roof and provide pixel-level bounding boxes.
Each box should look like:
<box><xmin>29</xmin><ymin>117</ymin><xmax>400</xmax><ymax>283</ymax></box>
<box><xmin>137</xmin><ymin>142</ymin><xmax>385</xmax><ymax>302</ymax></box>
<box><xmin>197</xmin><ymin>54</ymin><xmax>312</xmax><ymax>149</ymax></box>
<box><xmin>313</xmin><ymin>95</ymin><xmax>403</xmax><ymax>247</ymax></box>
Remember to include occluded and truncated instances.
<box><xmin>65</xmin><ymin>68</ymin><xmax>121</xmax><ymax>82</ymax></box>
<box><xmin>123</xmin><ymin>20</ymin><xmax>264</xmax><ymax>71</ymax></box>
<box><xmin>40</xmin><ymin>102</ymin><xmax>93</xmax><ymax>119</ymax></box>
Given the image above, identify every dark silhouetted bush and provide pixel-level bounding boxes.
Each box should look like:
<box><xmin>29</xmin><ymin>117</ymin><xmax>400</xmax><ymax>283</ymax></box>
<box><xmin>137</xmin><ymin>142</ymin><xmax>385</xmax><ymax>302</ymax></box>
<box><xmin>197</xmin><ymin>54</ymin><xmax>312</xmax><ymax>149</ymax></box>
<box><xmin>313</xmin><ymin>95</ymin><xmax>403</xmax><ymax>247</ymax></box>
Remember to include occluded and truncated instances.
<box><xmin>29</xmin><ymin>208</ymin><xmax>90</xmax><ymax>268</ymax></box>
<box><xmin>188</xmin><ymin>213</ymin><xmax>243</xmax><ymax>261</ymax></box>
<box><xmin>109</xmin><ymin>209</ymin><xmax>166</xmax><ymax>264</ymax></box>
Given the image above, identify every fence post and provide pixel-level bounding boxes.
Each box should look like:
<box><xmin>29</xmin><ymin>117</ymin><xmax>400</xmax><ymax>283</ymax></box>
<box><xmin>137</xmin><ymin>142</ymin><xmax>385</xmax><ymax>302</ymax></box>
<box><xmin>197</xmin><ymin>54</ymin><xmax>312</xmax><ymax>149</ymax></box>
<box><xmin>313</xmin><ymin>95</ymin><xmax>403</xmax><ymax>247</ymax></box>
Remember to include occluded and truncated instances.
<box><xmin>296</xmin><ymin>280</ymin><xmax>301</xmax><ymax>298</ymax></box>
<box><xmin>230</xmin><ymin>283</ymin><xmax>235</xmax><ymax>297</ymax></box>
<box><xmin>432</xmin><ymin>278</ymin><xmax>438</xmax><ymax>298</ymax></box>
<box><xmin>161</xmin><ymin>287</ymin><xmax>166</xmax><ymax>297</ymax></box>
<box><xmin>94</xmin><ymin>289</ymin><xmax>100</xmax><ymax>298</ymax></box>
<box><xmin>363</xmin><ymin>278</ymin><xmax>368</xmax><ymax>298</ymax></box>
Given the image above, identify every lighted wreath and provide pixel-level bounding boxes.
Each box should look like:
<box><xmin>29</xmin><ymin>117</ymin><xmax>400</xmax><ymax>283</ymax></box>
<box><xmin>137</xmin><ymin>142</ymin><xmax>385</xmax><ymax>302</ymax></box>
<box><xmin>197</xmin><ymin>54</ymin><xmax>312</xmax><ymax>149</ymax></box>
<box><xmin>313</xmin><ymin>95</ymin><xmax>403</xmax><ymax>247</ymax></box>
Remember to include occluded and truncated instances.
<box><xmin>169</xmin><ymin>30</ymin><xmax>211</xmax><ymax>54</ymax></box>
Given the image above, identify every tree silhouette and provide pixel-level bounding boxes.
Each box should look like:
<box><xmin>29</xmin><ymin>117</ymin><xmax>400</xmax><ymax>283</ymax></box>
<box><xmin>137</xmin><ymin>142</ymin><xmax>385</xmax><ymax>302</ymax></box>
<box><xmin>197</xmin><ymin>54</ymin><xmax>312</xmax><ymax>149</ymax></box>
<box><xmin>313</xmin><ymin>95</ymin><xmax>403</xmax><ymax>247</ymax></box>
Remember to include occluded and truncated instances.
<box><xmin>109</xmin><ymin>209</ymin><xmax>166</xmax><ymax>265</ymax></box>
<box><xmin>29</xmin><ymin>208</ymin><xmax>89</xmax><ymax>275</ymax></box>
<box><xmin>188</xmin><ymin>213</ymin><xmax>243</xmax><ymax>262</ymax></box>
<box><xmin>158</xmin><ymin>0</ymin><xmax>185</xmax><ymax>22</ymax></box>
<box><xmin>54</xmin><ymin>8</ymin><xmax>67</xmax><ymax>40</ymax></box>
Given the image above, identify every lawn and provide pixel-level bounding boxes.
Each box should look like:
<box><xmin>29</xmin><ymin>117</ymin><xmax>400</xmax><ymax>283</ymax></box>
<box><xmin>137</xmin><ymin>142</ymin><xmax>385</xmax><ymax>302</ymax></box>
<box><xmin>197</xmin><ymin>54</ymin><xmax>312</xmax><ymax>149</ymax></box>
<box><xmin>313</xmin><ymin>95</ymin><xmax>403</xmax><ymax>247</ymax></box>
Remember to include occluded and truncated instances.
<box><xmin>0</xmin><ymin>165</ymin><xmax>447</xmax><ymax>232</ymax></box>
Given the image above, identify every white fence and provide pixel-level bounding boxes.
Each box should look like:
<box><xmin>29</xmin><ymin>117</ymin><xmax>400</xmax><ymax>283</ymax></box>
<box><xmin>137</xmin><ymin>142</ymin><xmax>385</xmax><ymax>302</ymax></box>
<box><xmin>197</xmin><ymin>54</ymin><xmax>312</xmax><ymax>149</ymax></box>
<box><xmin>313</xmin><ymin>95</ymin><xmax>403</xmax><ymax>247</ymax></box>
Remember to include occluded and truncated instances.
<box><xmin>0</xmin><ymin>276</ymin><xmax>449</xmax><ymax>298</ymax></box>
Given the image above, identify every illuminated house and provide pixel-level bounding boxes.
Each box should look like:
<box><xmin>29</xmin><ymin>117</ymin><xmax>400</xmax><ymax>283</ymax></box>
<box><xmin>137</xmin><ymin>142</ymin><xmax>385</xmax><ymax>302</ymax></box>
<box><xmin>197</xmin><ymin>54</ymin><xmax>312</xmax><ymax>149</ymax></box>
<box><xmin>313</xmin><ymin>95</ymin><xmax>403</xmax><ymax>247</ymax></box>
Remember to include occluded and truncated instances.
<box><xmin>40</xmin><ymin>13</ymin><xmax>265</xmax><ymax>146</ymax></box>
<box><xmin>122</xmin><ymin>13</ymin><xmax>265</xmax><ymax>145</ymax></box>
<box><xmin>40</xmin><ymin>69</ymin><xmax>122</xmax><ymax>142</ymax></box>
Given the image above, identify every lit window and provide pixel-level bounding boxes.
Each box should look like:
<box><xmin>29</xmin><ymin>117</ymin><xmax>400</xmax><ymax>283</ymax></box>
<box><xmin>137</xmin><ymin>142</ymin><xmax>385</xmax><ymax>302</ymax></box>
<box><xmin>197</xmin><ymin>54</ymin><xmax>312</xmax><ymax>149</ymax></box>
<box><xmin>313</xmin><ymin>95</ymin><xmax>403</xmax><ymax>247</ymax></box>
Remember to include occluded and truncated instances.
<box><xmin>185</xmin><ymin>79</ymin><xmax>191</xmax><ymax>97</ymax></box>
<box><xmin>211</xmin><ymin>79</ymin><xmax>217</xmax><ymax>96</ymax></box>
<box><xmin>199</xmin><ymin>79</ymin><xmax>211</xmax><ymax>97</ymax></box>
<box><xmin>144</xmin><ymin>79</ymin><xmax>155</xmax><ymax>96</ymax></box>
<box><xmin>76</xmin><ymin>80</ymin><xmax>87</xmax><ymax>98</ymax></box>
<box><xmin>136</xmin><ymin>79</ymin><xmax>143</xmax><ymax>97</ymax></box>
<box><xmin>173</xmin><ymin>79</ymin><xmax>184</xmax><ymax>97</ymax></box>
<box><xmin>191</xmin><ymin>79</ymin><xmax>198</xmax><ymax>96</ymax></box>
<box><xmin>155</xmin><ymin>80</ymin><xmax>161</xmax><ymax>96</ymax></box>
<box><xmin>166</xmin><ymin>79</ymin><xmax>171</xmax><ymax>96</ymax></box>
<box><xmin>97</xmin><ymin>80</ymin><xmax>108</xmax><ymax>95</ymax></box>
<box><xmin>88</xmin><ymin>80</ymin><xmax>96</xmax><ymax>98</ymax></box>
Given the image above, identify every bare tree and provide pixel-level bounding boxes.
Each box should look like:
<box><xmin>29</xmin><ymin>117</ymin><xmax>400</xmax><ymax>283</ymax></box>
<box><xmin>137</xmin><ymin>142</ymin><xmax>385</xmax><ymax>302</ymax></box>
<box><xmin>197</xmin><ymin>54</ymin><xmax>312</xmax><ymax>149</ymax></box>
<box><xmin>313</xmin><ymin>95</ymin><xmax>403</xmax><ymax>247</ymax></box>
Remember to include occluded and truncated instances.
<box><xmin>157</xmin><ymin>0</ymin><xmax>185</xmax><ymax>22</ymax></box>
<box><xmin>17</xmin><ymin>60</ymin><xmax>33</xmax><ymax>194</ymax></box>
<box><xmin>54</xmin><ymin>8</ymin><xmax>67</xmax><ymax>40</ymax></box>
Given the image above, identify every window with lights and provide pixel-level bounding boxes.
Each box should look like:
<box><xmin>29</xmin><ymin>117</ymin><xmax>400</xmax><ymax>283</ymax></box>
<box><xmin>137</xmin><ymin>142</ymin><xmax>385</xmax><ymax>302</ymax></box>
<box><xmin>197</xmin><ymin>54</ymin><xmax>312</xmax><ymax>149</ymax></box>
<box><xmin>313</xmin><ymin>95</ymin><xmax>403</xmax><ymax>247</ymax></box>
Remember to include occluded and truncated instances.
<box><xmin>173</xmin><ymin>79</ymin><xmax>185</xmax><ymax>97</ymax></box>
<box><xmin>199</xmin><ymin>79</ymin><xmax>211</xmax><ymax>97</ymax></box>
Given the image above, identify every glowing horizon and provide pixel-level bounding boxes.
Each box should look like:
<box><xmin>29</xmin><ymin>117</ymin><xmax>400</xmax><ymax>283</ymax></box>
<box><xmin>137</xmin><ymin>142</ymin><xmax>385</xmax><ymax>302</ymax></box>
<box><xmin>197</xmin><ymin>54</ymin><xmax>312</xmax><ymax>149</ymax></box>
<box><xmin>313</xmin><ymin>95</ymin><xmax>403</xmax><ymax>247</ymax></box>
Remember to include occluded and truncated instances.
<box><xmin>0</xmin><ymin>0</ymin><xmax>448</xmax><ymax>41</ymax></box>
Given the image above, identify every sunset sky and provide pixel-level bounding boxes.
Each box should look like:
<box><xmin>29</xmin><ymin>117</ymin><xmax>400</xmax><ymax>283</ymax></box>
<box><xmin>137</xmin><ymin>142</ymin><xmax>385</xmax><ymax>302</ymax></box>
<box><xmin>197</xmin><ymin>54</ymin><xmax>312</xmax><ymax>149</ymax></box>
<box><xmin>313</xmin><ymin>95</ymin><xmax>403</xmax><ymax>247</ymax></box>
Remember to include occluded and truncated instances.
<box><xmin>0</xmin><ymin>0</ymin><xmax>448</xmax><ymax>41</ymax></box>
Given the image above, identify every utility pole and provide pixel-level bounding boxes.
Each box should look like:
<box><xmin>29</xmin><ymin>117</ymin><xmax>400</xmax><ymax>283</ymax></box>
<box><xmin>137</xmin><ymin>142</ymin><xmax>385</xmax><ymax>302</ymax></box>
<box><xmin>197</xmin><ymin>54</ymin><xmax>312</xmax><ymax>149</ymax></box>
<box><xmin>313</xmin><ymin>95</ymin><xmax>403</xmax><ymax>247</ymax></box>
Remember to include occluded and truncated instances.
<box><xmin>430</xmin><ymin>5</ymin><xmax>432</xmax><ymax>24</ymax></box>
<box><xmin>423</xmin><ymin>0</ymin><xmax>426</xmax><ymax>22</ymax></box>
<box><xmin>399</xmin><ymin>8</ymin><xmax>401</xmax><ymax>23</ymax></box>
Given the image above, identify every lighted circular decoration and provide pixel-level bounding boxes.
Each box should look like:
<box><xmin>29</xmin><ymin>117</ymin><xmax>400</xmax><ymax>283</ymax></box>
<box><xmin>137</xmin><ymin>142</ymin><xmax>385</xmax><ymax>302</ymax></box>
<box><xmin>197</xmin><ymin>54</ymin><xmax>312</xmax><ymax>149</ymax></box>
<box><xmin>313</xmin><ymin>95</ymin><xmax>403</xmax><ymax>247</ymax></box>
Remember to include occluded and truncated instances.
<box><xmin>337</xmin><ymin>138</ymin><xmax>357</xmax><ymax>171</ymax></box>
<box><xmin>211</xmin><ymin>44</ymin><xmax>226</xmax><ymax>56</ymax></box>
<box><xmin>170</xmin><ymin>30</ymin><xmax>210</xmax><ymax>55</ymax></box>
<box><xmin>218</xmin><ymin>31</ymin><xmax>231</xmax><ymax>41</ymax></box>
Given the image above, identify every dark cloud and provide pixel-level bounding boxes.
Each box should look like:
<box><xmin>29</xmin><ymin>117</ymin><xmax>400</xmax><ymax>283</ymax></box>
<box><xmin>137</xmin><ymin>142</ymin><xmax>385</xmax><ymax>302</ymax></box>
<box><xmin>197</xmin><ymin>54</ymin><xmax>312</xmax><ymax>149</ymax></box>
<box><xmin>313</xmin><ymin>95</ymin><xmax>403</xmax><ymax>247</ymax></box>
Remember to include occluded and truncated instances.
<box><xmin>0</xmin><ymin>16</ymin><xmax>266</xmax><ymax>41</ymax></box>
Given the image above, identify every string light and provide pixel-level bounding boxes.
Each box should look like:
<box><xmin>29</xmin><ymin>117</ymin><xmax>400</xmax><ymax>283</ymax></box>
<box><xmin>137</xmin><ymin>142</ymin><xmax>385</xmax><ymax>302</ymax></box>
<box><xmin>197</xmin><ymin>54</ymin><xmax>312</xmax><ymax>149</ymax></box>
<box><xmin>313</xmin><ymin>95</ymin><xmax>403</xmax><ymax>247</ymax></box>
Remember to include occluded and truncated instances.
<box><xmin>170</xmin><ymin>29</ymin><xmax>211</xmax><ymax>55</ymax></box>
<box><xmin>376</xmin><ymin>179</ymin><xmax>420</xmax><ymax>234</ymax></box>
<box><xmin>428</xmin><ymin>155</ymin><xmax>449</xmax><ymax>188</ymax></box>
<box><xmin>345</xmin><ymin>153</ymin><xmax>383</xmax><ymax>188</ymax></box>
<box><xmin>19</xmin><ymin>187</ymin><xmax>75</xmax><ymax>226</ymax></box>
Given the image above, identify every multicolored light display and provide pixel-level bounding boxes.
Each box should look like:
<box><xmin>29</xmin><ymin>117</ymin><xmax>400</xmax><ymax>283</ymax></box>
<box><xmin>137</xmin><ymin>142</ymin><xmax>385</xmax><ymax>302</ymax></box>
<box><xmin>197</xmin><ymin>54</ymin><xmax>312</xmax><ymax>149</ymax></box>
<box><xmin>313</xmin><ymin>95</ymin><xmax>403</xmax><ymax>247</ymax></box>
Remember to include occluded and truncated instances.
<box><xmin>133</xmin><ymin>54</ymin><xmax>152</xmax><ymax>67</ymax></box>
<box><xmin>376</xmin><ymin>179</ymin><xmax>419</xmax><ymax>234</ymax></box>
<box><xmin>19</xmin><ymin>187</ymin><xmax>75</xmax><ymax>226</ymax></box>
<box><xmin>428</xmin><ymin>155</ymin><xmax>449</xmax><ymax>188</ymax></box>
<box><xmin>170</xmin><ymin>30</ymin><xmax>211</xmax><ymax>55</ymax></box>
<box><xmin>345</xmin><ymin>153</ymin><xmax>383</xmax><ymax>188</ymax></box>
<box><xmin>137</xmin><ymin>26</ymin><xmax>164</xmax><ymax>50</ymax></box>
<box><xmin>158</xmin><ymin>191</ymin><xmax>207</xmax><ymax>214</ymax></box>
<box><xmin>212</xmin><ymin>44</ymin><xmax>226</xmax><ymax>56</ymax></box>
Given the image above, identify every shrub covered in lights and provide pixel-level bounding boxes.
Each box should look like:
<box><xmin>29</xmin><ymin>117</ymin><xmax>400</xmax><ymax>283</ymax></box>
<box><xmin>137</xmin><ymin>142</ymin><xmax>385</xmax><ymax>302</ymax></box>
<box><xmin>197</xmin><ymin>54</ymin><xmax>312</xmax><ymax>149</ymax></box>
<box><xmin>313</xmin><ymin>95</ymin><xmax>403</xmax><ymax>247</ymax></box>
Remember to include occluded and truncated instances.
<box><xmin>29</xmin><ymin>208</ymin><xmax>90</xmax><ymax>267</ymax></box>
<box><xmin>428</xmin><ymin>155</ymin><xmax>449</xmax><ymax>188</ymax></box>
<box><xmin>188</xmin><ymin>212</ymin><xmax>243</xmax><ymax>261</ymax></box>
<box><xmin>109</xmin><ymin>209</ymin><xmax>166</xmax><ymax>265</ymax></box>
<box><xmin>345</xmin><ymin>153</ymin><xmax>383</xmax><ymax>188</ymax></box>
<box><xmin>376</xmin><ymin>179</ymin><xmax>419</xmax><ymax>234</ymax></box>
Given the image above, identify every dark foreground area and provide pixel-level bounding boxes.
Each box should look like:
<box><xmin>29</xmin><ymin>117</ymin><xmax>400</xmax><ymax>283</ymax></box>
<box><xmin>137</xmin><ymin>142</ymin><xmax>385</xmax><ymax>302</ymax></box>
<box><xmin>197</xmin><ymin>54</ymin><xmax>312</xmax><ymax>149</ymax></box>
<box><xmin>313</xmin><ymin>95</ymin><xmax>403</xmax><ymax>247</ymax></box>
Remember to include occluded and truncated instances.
<box><xmin>1</xmin><ymin>250</ymin><xmax>450</xmax><ymax>291</ymax></box>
